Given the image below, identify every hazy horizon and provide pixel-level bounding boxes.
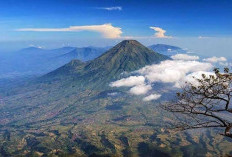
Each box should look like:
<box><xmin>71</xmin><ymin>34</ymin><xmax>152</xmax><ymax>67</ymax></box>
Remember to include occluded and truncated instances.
<box><xmin>0</xmin><ymin>37</ymin><xmax>232</xmax><ymax>57</ymax></box>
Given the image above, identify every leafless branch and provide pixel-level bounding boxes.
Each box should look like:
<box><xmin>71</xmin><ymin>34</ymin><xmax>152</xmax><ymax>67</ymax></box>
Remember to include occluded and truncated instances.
<box><xmin>162</xmin><ymin>68</ymin><xmax>232</xmax><ymax>138</ymax></box>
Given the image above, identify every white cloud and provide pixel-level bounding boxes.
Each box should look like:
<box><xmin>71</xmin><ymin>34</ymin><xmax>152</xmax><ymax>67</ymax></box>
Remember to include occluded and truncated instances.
<box><xmin>129</xmin><ymin>84</ymin><xmax>152</xmax><ymax>95</ymax></box>
<box><xmin>98</xmin><ymin>6</ymin><xmax>122</xmax><ymax>11</ymax></box>
<box><xmin>171</xmin><ymin>54</ymin><xmax>199</xmax><ymax>61</ymax></box>
<box><xmin>143</xmin><ymin>94</ymin><xmax>161</xmax><ymax>101</ymax></box>
<box><xmin>110</xmin><ymin>59</ymin><xmax>213</xmax><ymax>99</ymax></box>
<box><xmin>150</xmin><ymin>27</ymin><xmax>172</xmax><ymax>38</ymax></box>
<box><xmin>110</xmin><ymin>76</ymin><xmax>145</xmax><ymax>87</ymax></box>
<box><xmin>203</xmin><ymin>56</ymin><xmax>227</xmax><ymax>63</ymax></box>
<box><xmin>17</xmin><ymin>23</ymin><xmax>122</xmax><ymax>39</ymax></box>
<box><xmin>138</xmin><ymin>60</ymin><xmax>212</xmax><ymax>83</ymax></box>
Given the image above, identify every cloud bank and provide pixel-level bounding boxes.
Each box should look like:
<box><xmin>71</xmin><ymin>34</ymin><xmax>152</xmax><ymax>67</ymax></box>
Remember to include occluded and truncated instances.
<box><xmin>17</xmin><ymin>24</ymin><xmax>122</xmax><ymax>39</ymax></box>
<box><xmin>150</xmin><ymin>27</ymin><xmax>172</xmax><ymax>38</ymax></box>
<box><xmin>138</xmin><ymin>60</ymin><xmax>212</xmax><ymax>85</ymax></box>
<box><xmin>110</xmin><ymin>55</ymin><xmax>213</xmax><ymax>101</ymax></box>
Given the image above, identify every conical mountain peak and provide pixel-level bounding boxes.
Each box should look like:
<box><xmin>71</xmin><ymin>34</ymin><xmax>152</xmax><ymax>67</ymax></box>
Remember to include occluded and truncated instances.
<box><xmin>87</xmin><ymin>40</ymin><xmax>168</xmax><ymax>68</ymax></box>
<box><xmin>119</xmin><ymin>40</ymin><xmax>141</xmax><ymax>45</ymax></box>
<box><xmin>109</xmin><ymin>40</ymin><xmax>148</xmax><ymax>55</ymax></box>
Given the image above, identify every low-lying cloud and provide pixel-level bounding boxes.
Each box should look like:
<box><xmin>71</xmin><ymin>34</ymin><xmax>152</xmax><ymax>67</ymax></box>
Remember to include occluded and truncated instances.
<box><xmin>110</xmin><ymin>55</ymin><xmax>213</xmax><ymax>101</ymax></box>
<box><xmin>17</xmin><ymin>23</ymin><xmax>122</xmax><ymax>39</ymax></box>
<box><xmin>138</xmin><ymin>60</ymin><xmax>212</xmax><ymax>85</ymax></box>
<box><xmin>110</xmin><ymin>76</ymin><xmax>145</xmax><ymax>87</ymax></box>
<box><xmin>129</xmin><ymin>84</ymin><xmax>152</xmax><ymax>95</ymax></box>
<box><xmin>143</xmin><ymin>94</ymin><xmax>161</xmax><ymax>101</ymax></box>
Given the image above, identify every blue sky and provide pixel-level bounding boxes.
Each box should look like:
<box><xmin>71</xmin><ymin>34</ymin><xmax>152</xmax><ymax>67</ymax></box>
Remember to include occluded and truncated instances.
<box><xmin>0</xmin><ymin>0</ymin><xmax>231</xmax><ymax>56</ymax></box>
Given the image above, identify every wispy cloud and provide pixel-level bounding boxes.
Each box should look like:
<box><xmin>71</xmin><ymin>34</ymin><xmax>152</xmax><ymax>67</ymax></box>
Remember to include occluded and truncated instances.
<box><xmin>198</xmin><ymin>36</ymin><xmax>210</xmax><ymax>39</ymax></box>
<box><xmin>150</xmin><ymin>27</ymin><xmax>172</xmax><ymax>38</ymax></box>
<box><xmin>219</xmin><ymin>62</ymin><xmax>232</xmax><ymax>67</ymax></box>
<box><xmin>16</xmin><ymin>23</ymin><xmax>122</xmax><ymax>39</ymax></box>
<box><xmin>98</xmin><ymin>6</ymin><xmax>122</xmax><ymax>11</ymax></box>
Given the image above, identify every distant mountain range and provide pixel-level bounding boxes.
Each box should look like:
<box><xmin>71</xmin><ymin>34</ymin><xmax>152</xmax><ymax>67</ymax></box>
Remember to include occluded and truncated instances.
<box><xmin>148</xmin><ymin>44</ymin><xmax>186</xmax><ymax>56</ymax></box>
<box><xmin>0</xmin><ymin>42</ymin><xmax>185</xmax><ymax>79</ymax></box>
<box><xmin>0</xmin><ymin>46</ymin><xmax>108</xmax><ymax>78</ymax></box>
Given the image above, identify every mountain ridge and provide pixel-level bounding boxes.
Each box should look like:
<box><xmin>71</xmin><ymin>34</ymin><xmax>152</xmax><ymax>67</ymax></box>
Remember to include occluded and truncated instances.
<box><xmin>60</xmin><ymin>47</ymin><xmax>108</xmax><ymax>61</ymax></box>
<box><xmin>44</xmin><ymin>40</ymin><xmax>169</xmax><ymax>87</ymax></box>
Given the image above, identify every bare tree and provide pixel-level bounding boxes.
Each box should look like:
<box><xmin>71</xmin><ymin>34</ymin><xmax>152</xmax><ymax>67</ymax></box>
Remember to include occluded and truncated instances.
<box><xmin>163</xmin><ymin>68</ymin><xmax>232</xmax><ymax>138</ymax></box>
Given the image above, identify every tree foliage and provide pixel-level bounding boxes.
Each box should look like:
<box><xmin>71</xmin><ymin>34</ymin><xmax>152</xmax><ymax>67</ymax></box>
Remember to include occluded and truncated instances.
<box><xmin>163</xmin><ymin>68</ymin><xmax>232</xmax><ymax>138</ymax></box>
